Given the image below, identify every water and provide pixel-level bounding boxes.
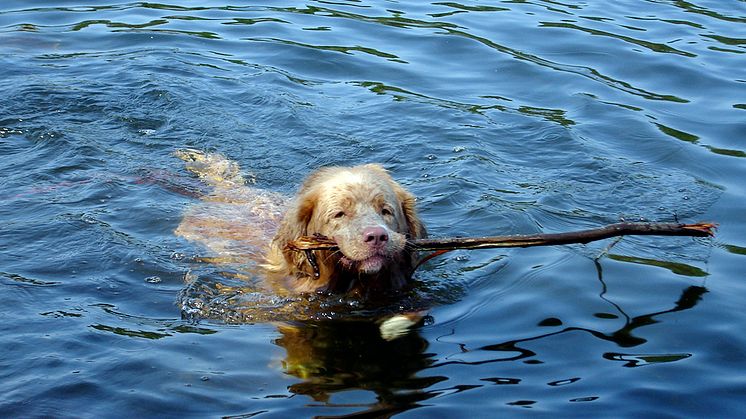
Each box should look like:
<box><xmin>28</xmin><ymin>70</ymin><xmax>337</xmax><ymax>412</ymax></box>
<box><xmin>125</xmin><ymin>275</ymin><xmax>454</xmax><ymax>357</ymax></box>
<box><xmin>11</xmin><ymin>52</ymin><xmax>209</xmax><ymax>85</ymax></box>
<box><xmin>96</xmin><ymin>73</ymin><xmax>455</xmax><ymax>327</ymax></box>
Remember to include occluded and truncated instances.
<box><xmin>1</xmin><ymin>0</ymin><xmax>744</xmax><ymax>416</ymax></box>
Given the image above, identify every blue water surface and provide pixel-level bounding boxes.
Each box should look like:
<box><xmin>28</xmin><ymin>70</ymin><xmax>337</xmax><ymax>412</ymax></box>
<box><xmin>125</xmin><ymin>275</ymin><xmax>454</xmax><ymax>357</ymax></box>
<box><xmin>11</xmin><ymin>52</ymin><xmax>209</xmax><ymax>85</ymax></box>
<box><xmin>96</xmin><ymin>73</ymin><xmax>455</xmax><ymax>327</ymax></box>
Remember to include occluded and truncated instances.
<box><xmin>1</xmin><ymin>0</ymin><xmax>745</xmax><ymax>417</ymax></box>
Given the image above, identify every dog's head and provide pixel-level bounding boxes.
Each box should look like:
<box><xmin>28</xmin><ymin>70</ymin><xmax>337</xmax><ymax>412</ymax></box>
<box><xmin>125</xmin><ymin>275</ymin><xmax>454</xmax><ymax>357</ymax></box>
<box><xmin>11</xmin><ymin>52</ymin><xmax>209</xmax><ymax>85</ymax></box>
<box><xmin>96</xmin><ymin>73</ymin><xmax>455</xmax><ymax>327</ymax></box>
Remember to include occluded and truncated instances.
<box><xmin>267</xmin><ymin>164</ymin><xmax>426</xmax><ymax>294</ymax></box>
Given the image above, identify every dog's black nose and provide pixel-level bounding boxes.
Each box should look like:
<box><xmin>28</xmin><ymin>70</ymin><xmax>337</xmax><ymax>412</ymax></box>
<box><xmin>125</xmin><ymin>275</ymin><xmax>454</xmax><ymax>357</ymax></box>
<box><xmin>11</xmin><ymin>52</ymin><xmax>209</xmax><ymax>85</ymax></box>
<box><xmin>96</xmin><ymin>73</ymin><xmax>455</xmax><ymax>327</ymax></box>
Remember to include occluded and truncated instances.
<box><xmin>363</xmin><ymin>226</ymin><xmax>389</xmax><ymax>245</ymax></box>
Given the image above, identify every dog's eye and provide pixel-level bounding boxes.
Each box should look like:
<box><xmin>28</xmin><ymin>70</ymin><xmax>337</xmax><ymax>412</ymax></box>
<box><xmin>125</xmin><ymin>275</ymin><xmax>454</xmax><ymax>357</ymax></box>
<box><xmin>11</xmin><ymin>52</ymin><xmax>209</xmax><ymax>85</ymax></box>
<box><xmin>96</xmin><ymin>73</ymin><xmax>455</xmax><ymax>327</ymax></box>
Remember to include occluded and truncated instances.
<box><xmin>333</xmin><ymin>211</ymin><xmax>346</xmax><ymax>219</ymax></box>
<box><xmin>381</xmin><ymin>207</ymin><xmax>393</xmax><ymax>217</ymax></box>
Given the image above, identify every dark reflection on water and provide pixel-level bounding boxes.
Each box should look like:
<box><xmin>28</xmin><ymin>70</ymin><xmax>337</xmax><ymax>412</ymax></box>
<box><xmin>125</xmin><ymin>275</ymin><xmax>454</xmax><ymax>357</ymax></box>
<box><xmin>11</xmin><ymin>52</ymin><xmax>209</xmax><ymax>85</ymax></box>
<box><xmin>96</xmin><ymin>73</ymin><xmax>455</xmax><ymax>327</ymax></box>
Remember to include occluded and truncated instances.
<box><xmin>275</xmin><ymin>320</ymin><xmax>440</xmax><ymax>416</ymax></box>
<box><xmin>252</xmin><ymin>274</ymin><xmax>708</xmax><ymax>416</ymax></box>
<box><xmin>435</xmin><ymin>263</ymin><xmax>707</xmax><ymax>368</ymax></box>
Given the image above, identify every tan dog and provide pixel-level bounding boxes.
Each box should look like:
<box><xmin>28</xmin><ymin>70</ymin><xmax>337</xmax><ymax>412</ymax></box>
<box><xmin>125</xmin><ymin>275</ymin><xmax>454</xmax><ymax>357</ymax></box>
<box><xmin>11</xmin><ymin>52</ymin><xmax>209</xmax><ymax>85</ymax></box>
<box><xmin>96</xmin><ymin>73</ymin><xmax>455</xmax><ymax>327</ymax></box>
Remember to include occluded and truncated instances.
<box><xmin>175</xmin><ymin>151</ymin><xmax>426</xmax><ymax>298</ymax></box>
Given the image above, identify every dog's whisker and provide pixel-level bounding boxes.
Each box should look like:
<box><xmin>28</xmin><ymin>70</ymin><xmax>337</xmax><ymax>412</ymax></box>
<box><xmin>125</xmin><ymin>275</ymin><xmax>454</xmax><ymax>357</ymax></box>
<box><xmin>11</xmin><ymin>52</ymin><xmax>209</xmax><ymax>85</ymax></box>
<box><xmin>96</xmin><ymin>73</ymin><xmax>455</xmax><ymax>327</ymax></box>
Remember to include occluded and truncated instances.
<box><xmin>324</xmin><ymin>250</ymin><xmax>344</xmax><ymax>265</ymax></box>
<box><xmin>318</xmin><ymin>249</ymin><xmax>352</xmax><ymax>270</ymax></box>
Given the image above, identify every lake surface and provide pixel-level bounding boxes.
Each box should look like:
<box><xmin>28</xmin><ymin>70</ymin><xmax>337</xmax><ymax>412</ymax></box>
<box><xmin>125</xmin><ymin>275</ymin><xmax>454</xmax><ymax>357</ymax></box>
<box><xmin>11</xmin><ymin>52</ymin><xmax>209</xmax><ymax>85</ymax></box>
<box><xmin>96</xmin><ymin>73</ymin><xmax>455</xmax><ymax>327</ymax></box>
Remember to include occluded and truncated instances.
<box><xmin>1</xmin><ymin>0</ymin><xmax>744</xmax><ymax>417</ymax></box>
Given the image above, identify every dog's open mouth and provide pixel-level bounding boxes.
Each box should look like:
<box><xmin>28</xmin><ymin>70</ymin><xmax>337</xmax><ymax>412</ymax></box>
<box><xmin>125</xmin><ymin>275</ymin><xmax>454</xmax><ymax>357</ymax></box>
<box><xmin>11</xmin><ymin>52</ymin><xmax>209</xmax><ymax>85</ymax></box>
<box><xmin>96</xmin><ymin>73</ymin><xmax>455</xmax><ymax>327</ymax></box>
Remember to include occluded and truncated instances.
<box><xmin>340</xmin><ymin>253</ymin><xmax>387</xmax><ymax>274</ymax></box>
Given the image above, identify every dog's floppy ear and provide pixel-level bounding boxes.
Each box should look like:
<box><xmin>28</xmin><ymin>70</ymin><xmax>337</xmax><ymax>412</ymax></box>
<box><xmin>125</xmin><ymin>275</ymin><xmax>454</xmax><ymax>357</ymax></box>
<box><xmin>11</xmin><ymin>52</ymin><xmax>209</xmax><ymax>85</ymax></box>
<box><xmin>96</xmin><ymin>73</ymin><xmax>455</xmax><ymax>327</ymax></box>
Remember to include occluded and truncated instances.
<box><xmin>265</xmin><ymin>186</ymin><xmax>318</xmax><ymax>275</ymax></box>
<box><xmin>395</xmin><ymin>186</ymin><xmax>427</xmax><ymax>240</ymax></box>
<box><xmin>276</xmin><ymin>190</ymin><xmax>317</xmax><ymax>270</ymax></box>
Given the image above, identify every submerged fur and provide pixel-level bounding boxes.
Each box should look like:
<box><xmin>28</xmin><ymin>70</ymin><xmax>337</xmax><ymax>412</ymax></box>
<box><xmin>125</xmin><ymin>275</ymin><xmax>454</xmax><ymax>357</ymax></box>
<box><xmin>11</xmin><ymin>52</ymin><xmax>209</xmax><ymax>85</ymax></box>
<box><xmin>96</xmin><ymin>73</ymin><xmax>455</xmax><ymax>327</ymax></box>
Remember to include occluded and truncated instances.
<box><xmin>174</xmin><ymin>150</ymin><xmax>426</xmax><ymax>298</ymax></box>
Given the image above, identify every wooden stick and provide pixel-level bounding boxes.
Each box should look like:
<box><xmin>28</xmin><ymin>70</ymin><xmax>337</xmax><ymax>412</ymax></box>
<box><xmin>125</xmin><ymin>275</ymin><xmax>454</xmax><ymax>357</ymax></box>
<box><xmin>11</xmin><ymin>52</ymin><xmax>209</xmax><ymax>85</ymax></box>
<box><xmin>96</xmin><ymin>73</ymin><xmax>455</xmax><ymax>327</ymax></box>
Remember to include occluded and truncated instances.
<box><xmin>285</xmin><ymin>222</ymin><xmax>716</xmax><ymax>252</ymax></box>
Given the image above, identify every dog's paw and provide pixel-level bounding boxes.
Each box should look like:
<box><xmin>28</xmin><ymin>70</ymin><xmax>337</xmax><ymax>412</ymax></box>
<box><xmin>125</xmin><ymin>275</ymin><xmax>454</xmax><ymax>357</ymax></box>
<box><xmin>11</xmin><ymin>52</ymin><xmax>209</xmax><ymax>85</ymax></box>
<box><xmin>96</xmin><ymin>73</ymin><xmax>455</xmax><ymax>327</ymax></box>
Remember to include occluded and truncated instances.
<box><xmin>174</xmin><ymin>149</ymin><xmax>246</xmax><ymax>186</ymax></box>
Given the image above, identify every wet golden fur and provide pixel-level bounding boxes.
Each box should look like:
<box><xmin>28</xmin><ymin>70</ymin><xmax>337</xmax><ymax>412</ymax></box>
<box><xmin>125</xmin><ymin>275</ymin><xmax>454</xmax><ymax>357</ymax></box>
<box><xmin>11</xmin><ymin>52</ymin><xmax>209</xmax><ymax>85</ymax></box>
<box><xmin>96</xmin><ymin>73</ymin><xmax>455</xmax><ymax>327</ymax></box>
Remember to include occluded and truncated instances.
<box><xmin>176</xmin><ymin>151</ymin><xmax>426</xmax><ymax>297</ymax></box>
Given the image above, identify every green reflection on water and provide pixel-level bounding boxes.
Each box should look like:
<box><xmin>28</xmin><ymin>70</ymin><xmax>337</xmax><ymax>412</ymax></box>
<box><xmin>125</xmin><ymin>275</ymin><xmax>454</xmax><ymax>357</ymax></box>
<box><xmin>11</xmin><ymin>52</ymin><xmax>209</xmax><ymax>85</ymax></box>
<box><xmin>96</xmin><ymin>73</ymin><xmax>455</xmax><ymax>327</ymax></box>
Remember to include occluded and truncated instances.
<box><xmin>654</xmin><ymin>120</ymin><xmax>744</xmax><ymax>158</ymax></box>
<box><xmin>540</xmin><ymin>21</ymin><xmax>697</xmax><ymax>57</ymax></box>
<box><xmin>1</xmin><ymin>271</ymin><xmax>61</xmax><ymax>286</ymax></box>
<box><xmin>723</xmin><ymin>243</ymin><xmax>746</xmax><ymax>256</ymax></box>
<box><xmin>517</xmin><ymin>105</ymin><xmax>575</xmax><ymax>126</ymax></box>
<box><xmin>245</xmin><ymin>37</ymin><xmax>405</xmax><ymax>62</ymax></box>
<box><xmin>705</xmin><ymin>146</ymin><xmax>746</xmax><ymax>158</ymax></box>
<box><xmin>91</xmin><ymin>324</ymin><xmax>172</xmax><ymax>339</ymax></box>
<box><xmin>432</xmin><ymin>2</ymin><xmax>509</xmax><ymax>13</ymax></box>
<box><xmin>71</xmin><ymin>19</ymin><xmax>169</xmax><ymax>31</ymax></box>
<box><xmin>654</xmin><ymin>122</ymin><xmax>699</xmax><ymax>143</ymax></box>
<box><xmin>608</xmin><ymin>253</ymin><xmax>708</xmax><ymax>277</ymax></box>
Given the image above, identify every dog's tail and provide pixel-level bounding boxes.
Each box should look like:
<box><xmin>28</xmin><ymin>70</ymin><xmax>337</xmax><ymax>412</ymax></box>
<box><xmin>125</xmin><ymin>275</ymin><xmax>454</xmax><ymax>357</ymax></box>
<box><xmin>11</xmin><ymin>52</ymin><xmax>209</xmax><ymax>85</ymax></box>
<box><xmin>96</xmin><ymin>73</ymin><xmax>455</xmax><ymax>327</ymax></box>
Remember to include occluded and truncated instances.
<box><xmin>174</xmin><ymin>149</ymin><xmax>252</xmax><ymax>189</ymax></box>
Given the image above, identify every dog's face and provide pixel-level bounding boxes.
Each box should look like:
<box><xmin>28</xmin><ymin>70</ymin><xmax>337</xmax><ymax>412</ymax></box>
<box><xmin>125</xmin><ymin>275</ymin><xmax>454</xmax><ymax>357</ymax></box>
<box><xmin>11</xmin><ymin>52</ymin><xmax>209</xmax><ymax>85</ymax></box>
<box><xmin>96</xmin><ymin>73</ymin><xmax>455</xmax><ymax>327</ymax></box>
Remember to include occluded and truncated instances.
<box><xmin>308</xmin><ymin>167</ymin><xmax>412</xmax><ymax>274</ymax></box>
<box><xmin>267</xmin><ymin>164</ymin><xmax>426</xmax><ymax>294</ymax></box>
